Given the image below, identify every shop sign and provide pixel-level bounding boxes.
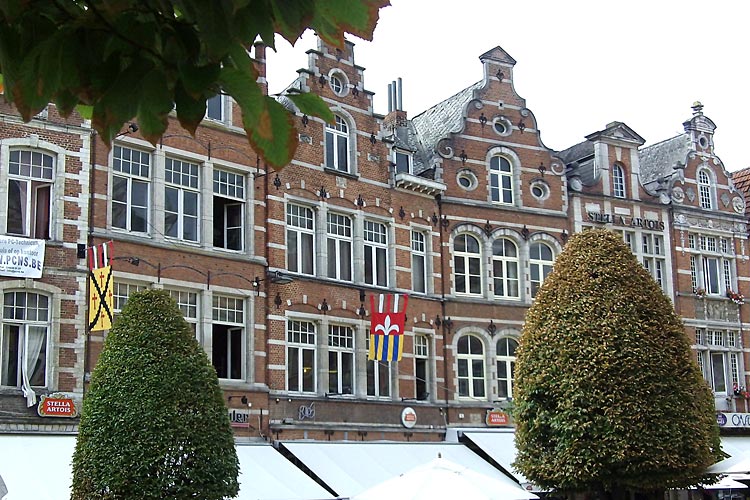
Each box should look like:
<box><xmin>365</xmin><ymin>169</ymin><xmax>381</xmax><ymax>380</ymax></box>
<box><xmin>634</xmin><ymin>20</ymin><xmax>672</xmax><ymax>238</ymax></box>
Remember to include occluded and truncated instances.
<box><xmin>486</xmin><ymin>409</ymin><xmax>510</xmax><ymax>427</ymax></box>
<box><xmin>717</xmin><ymin>412</ymin><xmax>750</xmax><ymax>428</ymax></box>
<box><xmin>401</xmin><ymin>407</ymin><xmax>417</xmax><ymax>428</ymax></box>
<box><xmin>586</xmin><ymin>211</ymin><xmax>665</xmax><ymax>231</ymax></box>
<box><xmin>38</xmin><ymin>394</ymin><xmax>77</xmax><ymax>417</ymax></box>
<box><xmin>228</xmin><ymin>408</ymin><xmax>251</xmax><ymax>428</ymax></box>
<box><xmin>0</xmin><ymin>235</ymin><xmax>45</xmax><ymax>278</ymax></box>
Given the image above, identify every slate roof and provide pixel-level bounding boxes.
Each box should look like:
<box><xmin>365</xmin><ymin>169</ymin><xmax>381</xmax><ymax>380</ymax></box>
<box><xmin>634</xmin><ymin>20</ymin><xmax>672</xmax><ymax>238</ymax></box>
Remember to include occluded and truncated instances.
<box><xmin>732</xmin><ymin>167</ymin><xmax>750</xmax><ymax>216</ymax></box>
<box><xmin>639</xmin><ymin>134</ymin><xmax>691</xmax><ymax>185</ymax></box>
<box><xmin>411</xmin><ymin>81</ymin><xmax>484</xmax><ymax>166</ymax></box>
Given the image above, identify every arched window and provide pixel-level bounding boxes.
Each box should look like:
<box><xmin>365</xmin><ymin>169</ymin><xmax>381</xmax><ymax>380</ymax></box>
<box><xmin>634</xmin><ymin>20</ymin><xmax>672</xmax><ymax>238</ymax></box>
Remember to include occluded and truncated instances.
<box><xmin>496</xmin><ymin>337</ymin><xmax>518</xmax><ymax>399</ymax></box>
<box><xmin>530</xmin><ymin>242</ymin><xmax>554</xmax><ymax>298</ymax></box>
<box><xmin>325</xmin><ymin>115</ymin><xmax>349</xmax><ymax>173</ymax></box>
<box><xmin>457</xmin><ymin>334</ymin><xmax>485</xmax><ymax>398</ymax></box>
<box><xmin>454</xmin><ymin>234</ymin><xmax>482</xmax><ymax>295</ymax></box>
<box><xmin>7</xmin><ymin>149</ymin><xmax>54</xmax><ymax>239</ymax></box>
<box><xmin>1</xmin><ymin>292</ymin><xmax>49</xmax><ymax>399</ymax></box>
<box><xmin>612</xmin><ymin>164</ymin><xmax>626</xmax><ymax>198</ymax></box>
<box><xmin>489</xmin><ymin>155</ymin><xmax>514</xmax><ymax>204</ymax></box>
<box><xmin>698</xmin><ymin>170</ymin><xmax>713</xmax><ymax>209</ymax></box>
<box><xmin>492</xmin><ymin>238</ymin><xmax>519</xmax><ymax>299</ymax></box>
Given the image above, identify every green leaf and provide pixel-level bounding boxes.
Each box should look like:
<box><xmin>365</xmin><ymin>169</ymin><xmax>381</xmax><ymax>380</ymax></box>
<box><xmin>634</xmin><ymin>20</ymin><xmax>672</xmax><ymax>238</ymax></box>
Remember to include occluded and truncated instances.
<box><xmin>136</xmin><ymin>68</ymin><xmax>173</xmax><ymax>144</ymax></box>
<box><xmin>288</xmin><ymin>92</ymin><xmax>334</xmax><ymax>123</ymax></box>
<box><xmin>174</xmin><ymin>82</ymin><xmax>207</xmax><ymax>135</ymax></box>
<box><xmin>246</xmin><ymin>95</ymin><xmax>297</xmax><ymax>168</ymax></box>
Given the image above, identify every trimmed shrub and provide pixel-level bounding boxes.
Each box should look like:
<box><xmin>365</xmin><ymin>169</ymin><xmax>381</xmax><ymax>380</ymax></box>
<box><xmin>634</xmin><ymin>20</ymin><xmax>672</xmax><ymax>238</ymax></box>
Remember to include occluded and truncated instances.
<box><xmin>72</xmin><ymin>289</ymin><xmax>239</xmax><ymax>499</ymax></box>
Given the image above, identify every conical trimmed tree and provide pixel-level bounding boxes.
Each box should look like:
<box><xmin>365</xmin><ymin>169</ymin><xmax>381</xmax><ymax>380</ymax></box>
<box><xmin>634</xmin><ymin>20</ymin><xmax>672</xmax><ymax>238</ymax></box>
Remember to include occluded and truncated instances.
<box><xmin>72</xmin><ymin>289</ymin><xmax>239</xmax><ymax>500</ymax></box>
<box><xmin>514</xmin><ymin>229</ymin><xmax>720</xmax><ymax>497</ymax></box>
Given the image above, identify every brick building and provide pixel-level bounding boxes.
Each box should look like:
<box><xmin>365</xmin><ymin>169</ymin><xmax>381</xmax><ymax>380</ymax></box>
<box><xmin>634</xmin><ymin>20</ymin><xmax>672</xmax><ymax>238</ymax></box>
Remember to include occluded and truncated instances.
<box><xmin>1</xmin><ymin>37</ymin><xmax>748</xmax><ymax>454</ymax></box>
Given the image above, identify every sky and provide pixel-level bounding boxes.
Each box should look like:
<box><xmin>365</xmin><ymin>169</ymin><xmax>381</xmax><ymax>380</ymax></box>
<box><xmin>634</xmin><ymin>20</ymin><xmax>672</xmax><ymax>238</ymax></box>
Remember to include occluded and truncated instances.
<box><xmin>267</xmin><ymin>1</ymin><xmax>750</xmax><ymax>171</ymax></box>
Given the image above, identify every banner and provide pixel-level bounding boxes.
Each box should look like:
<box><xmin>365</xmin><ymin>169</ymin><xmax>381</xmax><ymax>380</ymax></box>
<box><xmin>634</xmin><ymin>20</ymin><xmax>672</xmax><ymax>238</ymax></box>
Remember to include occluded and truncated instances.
<box><xmin>368</xmin><ymin>294</ymin><xmax>408</xmax><ymax>361</ymax></box>
<box><xmin>0</xmin><ymin>235</ymin><xmax>45</xmax><ymax>278</ymax></box>
<box><xmin>88</xmin><ymin>242</ymin><xmax>114</xmax><ymax>332</ymax></box>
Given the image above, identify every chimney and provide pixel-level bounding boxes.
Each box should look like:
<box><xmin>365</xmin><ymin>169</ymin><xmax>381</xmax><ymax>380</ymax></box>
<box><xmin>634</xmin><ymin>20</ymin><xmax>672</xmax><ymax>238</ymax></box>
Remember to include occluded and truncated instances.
<box><xmin>384</xmin><ymin>78</ymin><xmax>407</xmax><ymax>130</ymax></box>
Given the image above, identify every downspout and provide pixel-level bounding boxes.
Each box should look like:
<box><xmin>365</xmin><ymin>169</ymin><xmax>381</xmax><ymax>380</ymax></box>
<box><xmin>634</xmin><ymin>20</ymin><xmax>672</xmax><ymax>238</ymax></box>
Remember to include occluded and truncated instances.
<box><xmin>436</xmin><ymin>194</ymin><xmax>450</xmax><ymax>415</ymax></box>
<box><xmin>82</xmin><ymin>127</ymin><xmax>97</xmax><ymax>397</ymax></box>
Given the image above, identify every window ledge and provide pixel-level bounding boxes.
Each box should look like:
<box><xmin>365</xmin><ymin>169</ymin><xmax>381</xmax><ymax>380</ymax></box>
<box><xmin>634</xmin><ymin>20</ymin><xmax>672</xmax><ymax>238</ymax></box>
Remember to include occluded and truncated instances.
<box><xmin>323</xmin><ymin>167</ymin><xmax>359</xmax><ymax>180</ymax></box>
<box><xmin>395</xmin><ymin>172</ymin><xmax>446</xmax><ymax>196</ymax></box>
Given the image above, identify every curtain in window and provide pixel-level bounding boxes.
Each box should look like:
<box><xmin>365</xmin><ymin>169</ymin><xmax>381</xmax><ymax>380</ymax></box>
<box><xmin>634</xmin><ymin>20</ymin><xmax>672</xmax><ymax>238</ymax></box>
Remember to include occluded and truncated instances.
<box><xmin>22</xmin><ymin>326</ymin><xmax>45</xmax><ymax>406</ymax></box>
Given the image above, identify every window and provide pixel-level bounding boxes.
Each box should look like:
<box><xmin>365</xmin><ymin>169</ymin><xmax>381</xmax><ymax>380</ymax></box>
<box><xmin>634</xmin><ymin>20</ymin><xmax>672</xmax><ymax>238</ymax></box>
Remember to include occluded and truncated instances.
<box><xmin>113</xmin><ymin>282</ymin><xmax>146</xmax><ymax>313</ymax></box>
<box><xmin>1</xmin><ymin>292</ymin><xmax>48</xmax><ymax>395</ymax></box>
<box><xmin>287</xmin><ymin>204</ymin><xmax>315</xmax><ymax>275</ymax></box>
<box><xmin>325</xmin><ymin>115</ymin><xmax>349</xmax><ymax>173</ymax></box>
<box><xmin>212</xmin><ymin>168</ymin><xmax>244</xmax><ymax>250</ymax></box>
<box><xmin>492</xmin><ymin>238</ymin><xmax>519</xmax><ymax>299</ymax></box>
<box><xmin>329</xmin><ymin>75</ymin><xmax>344</xmax><ymax>94</ymax></box>
<box><xmin>366</xmin><ymin>332</ymin><xmax>391</xmax><ymax>398</ymax></box>
<box><xmin>411</xmin><ymin>231</ymin><xmax>427</xmax><ymax>294</ymax></box>
<box><xmin>7</xmin><ymin>150</ymin><xmax>53</xmax><ymax>239</ymax></box>
<box><xmin>612</xmin><ymin>164</ymin><xmax>626</xmax><ymax>198</ymax></box>
<box><xmin>529</xmin><ymin>242</ymin><xmax>554</xmax><ymax>298</ymax></box>
<box><xmin>206</xmin><ymin>94</ymin><xmax>225</xmax><ymax>122</ymax></box>
<box><xmin>168</xmin><ymin>289</ymin><xmax>199</xmax><ymax>336</ymax></box>
<box><xmin>328</xmin><ymin>325</ymin><xmax>354</xmax><ymax>394</ymax></box>
<box><xmin>454</xmin><ymin>234</ymin><xmax>482</xmax><ymax>295</ymax></box>
<box><xmin>698</xmin><ymin>170</ymin><xmax>713</xmax><ymax>209</ymax></box>
<box><xmin>327</xmin><ymin>213</ymin><xmax>352</xmax><ymax>281</ymax></box>
<box><xmin>165</xmin><ymin>157</ymin><xmax>199</xmax><ymax>242</ymax></box>
<box><xmin>364</xmin><ymin>220</ymin><xmax>388</xmax><ymax>287</ymax></box>
<box><xmin>414</xmin><ymin>334</ymin><xmax>429</xmax><ymax>400</ymax></box>
<box><xmin>496</xmin><ymin>338</ymin><xmax>517</xmax><ymax>399</ymax></box>
<box><xmin>696</xmin><ymin>328</ymin><xmax>742</xmax><ymax>395</ymax></box>
<box><xmin>490</xmin><ymin>156</ymin><xmax>513</xmax><ymax>204</ymax></box>
<box><xmin>457</xmin><ymin>170</ymin><xmax>478</xmax><ymax>191</ymax></box>
<box><xmin>641</xmin><ymin>234</ymin><xmax>666</xmax><ymax>290</ymax></box>
<box><xmin>112</xmin><ymin>145</ymin><xmax>150</xmax><ymax>233</ymax></box>
<box><xmin>212</xmin><ymin>295</ymin><xmax>244</xmax><ymax>380</ymax></box>
<box><xmin>457</xmin><ymin>334</ymin><xmax>485</xmax><ymax>398</ymax></box>
<box><xmin>394</xmin><ymin>150</ymin><xmax>412</xmax><ymax>175</ymax></box>
<box><xmin>288</xmin><ymin>320</ymin><xmax>316</xmax><ymax>393</ymax></box>
<box><xmin>690</xmin><ymin>234</ymin><xmax>734</xmax><ymax>295</ymax></box>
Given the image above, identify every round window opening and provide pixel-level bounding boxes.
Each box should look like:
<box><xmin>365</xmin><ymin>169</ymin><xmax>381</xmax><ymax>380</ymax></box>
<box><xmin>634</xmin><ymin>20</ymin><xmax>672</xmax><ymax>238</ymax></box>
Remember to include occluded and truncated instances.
<box><xmin>698</xmin><ymin>136</ymin><xmax>708</xmax><ymax>149</ymax></box>
<box><xmin>457</xmin><ymin>170</ymin><xmax>478</xmax><ymax>191</ymax></box>
<box><xmin>492</xmin><ymin>117</ymin><xmax>512</xmax><ymax>137</ymax></box>
<box><xmin>530</xmin><ymin>181</ymin><xmax>550</xmax><ymax>200</ymax></box>
<box><xmin>329</xmin><ymin>71</ymin><xmax>349</xmax><ymax>96</ymax></box>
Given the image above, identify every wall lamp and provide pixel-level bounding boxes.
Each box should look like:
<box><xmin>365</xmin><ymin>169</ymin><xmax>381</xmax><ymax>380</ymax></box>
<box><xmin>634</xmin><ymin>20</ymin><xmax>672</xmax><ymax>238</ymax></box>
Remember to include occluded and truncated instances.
<box><xmin>435</xmin><ymin>315</ymin><xmax>453</xmax><ymax>332</ymax></box>
<box><xmin>228</xmin><ymin>395</ymin><xmax>248</xmax><ymax>405</ymax></box>
<box><xmin>267</xmin><ymin>270</ymin><xmax>294</xmax><ymax>285</ymax></box>
<box><xmin>116</xmin><ymin>122</ymin><xmax>139</xmax><ymax>137</ymax></box>
<box><xmin>251</xmin><ymin>276</ymin><xmax>263</xmax><ymax>295</ymax></box>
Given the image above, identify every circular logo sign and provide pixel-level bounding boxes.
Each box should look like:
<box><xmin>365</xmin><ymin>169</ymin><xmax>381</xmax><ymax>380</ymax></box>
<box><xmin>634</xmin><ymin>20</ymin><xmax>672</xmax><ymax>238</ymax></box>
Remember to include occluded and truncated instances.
<box><xmin>401</xmin><ymin>407</ymin><xmax>417</xmax><ymax>429</ymax></box>
<box><xmin>717</xmin><ymin>413</ymin><xmax>727</xmax><ymax>426</ymax></box>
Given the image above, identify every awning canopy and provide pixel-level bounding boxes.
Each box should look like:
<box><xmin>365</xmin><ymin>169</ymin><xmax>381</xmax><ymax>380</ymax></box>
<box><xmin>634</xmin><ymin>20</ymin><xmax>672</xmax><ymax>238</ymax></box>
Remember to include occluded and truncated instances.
<box><xmin>0</xmin><ymin>435</ymin><xmax>333</xmax><ymax>500</ymax></box>
<box><xmin>457</xmin><ymin>429</ymin><xmax>530</xmax><ymax>485</ymax></box>
<box><xmin>279</xmin><ymin>441</ymin><xmax>526</xmax><ymax>498</ymax></box>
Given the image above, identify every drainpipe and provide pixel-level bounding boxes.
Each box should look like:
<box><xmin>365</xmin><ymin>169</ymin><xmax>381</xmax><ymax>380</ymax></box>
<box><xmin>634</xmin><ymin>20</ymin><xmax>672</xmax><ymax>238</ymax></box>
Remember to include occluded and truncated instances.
<box><xmin>436</xmin><ymin>194</ymin><xmax>450</xmax><ymax>415</ymax></box>
<box><xmin>82</xmin><ymin>127</ymin><xmax>98</xmax><ymax>397</ymax></box>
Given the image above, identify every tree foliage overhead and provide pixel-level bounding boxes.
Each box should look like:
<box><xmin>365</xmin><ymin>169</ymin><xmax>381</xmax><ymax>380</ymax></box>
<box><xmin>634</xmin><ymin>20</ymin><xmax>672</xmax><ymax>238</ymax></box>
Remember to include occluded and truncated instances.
<box><xmin>71</xmin><ymin>289</ymin><xmax>239</xmax><ymax>500</ymax></box>
<box><xmin>513</xmin><ymin>229</ymin><xmax>721</xmax><ymax>495</ymax></box>
<box><xmin>0</xmin><ymin>0</ymin><xmax>389</xmax><ymax>167</ymax></box>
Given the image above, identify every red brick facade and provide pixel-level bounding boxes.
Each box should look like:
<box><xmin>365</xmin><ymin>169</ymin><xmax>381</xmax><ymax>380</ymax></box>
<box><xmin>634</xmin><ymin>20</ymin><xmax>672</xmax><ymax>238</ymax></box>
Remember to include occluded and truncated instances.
<box><xmin>1</xmin><ymin>40</ymin><xmax>747</xmax><ymax>440</ymax></box>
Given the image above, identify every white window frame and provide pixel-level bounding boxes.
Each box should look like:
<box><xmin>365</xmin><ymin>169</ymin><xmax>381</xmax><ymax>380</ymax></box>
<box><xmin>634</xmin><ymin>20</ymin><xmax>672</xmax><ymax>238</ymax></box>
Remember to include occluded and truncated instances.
<box><xmin>168</xmin><ymin>289</ymin><xmax>200</xmax><ymax>339</ymax></box>
<box><xmin>457</xmin><ymin>334</ymin><xmax>485</xmax><ymax>399</ymax></box>
<box><xmin>287</xmin><ymin>203</ymin><xmax>315</xmax><ymax>276</ymax></box>
<box><xmin>206</xmin><ymin>94</ymin><xmax>226</xmax><ymax>122</ymax></box>
<box><xmin>496</xmin><ymin>337</ymin><xmax>517</xmax><ymax>399</ymax></box>
<box><xmin>414</xmin><ymin>334</ymin><xmax>429</xmax><ymax>400</ymax></box>
<box><xmin>695</xmin><ymin>328</ymin><xmax>743</xmax><ymax>396</ymax></box>
<box><xmin>698</xmin><ymin>169</ymin><xmax>713</xmax><ymax>209</ymax></box>
<box><xmin>287</xmin><ymin>320</ymin><xmax>316</xmax><ymax>393</ymax></box>
<box><xmin>212</xmin><ymin>168</ymin><xmax>245</xmax><ymax>251</ymax></box>
<box><xmin>690</xmin><ymin>233</ymin><xmax>734</xmax><ymax>296</ymax></box>
<box><xmin>328</xmin><ymin>325</ymin><xmax>354</xmax><ymax>395</ymax></box>
<box><xmin>411</xmin><ymin>231</ymin><xmax>427</xmax><ymax>294</ymax></box>
<box><xmin>454</xmin><ymin>234</ymin><xmax>482</xmax><ymax>296</ymax></box>
<box><xmin>492</xmin><ymin>238</ymin><xmax>520</xmax><ymax>299</ymax></box>
<box><xmin>211</xmin><ymin>294</ymin><xmax>244</xmax><ymax>380</ymax></box>
<box><xmin>111</xmin><ymin>145</ymin><xmax>151</xmax><ymax>234</ymax></box>
<box><xmin>364</xmin><ymin>220</ymin><xmax>388</xmax><ymax>287</ymax></box>
<box><xmin>325</xmin><ymin>115</ymin><xmax>350</xmax><ymax>173</ymax></box>
<box><xmin>1</xmin><ymin>291</ymin><xmax>49</xmax><ymax>395</ymax></box>
<box><xmin>113</xmin><ymin>281</ymin><xmax>147</xmax><ymax>314</ymax></box>
<box><xmin>612</xmin><ymin>163</ymin><xmax>626</xmax><ymax>198</ymax></box>
<box><xmin>489</xmin><ymin>155</ymin><xmax>514</xmax><ymax>204</ymax></box>
<box><xmin>326</xmin><ymin>212</ymin><xmax>352</xmax><ymax>281</ymax></box>
<box><xmin>6</xmin><ymin>149</ymin><xmax>54</xmax><ymax>239</ymax></box>
<box><xmin>529</xmin><ymin>242</ymin><xmax>554</xmax><ymax>298</ymax></box>
<box><xmin>394</xmin><ymin>149</ymin><xmax>412</xmax><ymax>175</ymax></box>
<box><xmin>164</xmin><ymin>157</ymin><xmax>200</xmax><ymax>243</ymax></box>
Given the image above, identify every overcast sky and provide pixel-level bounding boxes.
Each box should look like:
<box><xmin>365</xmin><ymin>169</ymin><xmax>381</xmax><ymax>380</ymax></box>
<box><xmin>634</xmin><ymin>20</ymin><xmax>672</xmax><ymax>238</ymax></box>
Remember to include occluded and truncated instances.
<box><xmin>267</xmin><ymin>0</ymin><xmax>749</xmax><ymax>172</ymax></box>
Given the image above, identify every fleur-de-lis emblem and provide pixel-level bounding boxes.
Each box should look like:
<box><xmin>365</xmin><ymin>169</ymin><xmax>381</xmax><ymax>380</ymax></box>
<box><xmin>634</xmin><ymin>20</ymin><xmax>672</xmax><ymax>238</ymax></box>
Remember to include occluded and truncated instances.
<box><xmin>375</xmin><ymin>314</ymin><xmax>400</xmax><ymax>336</ymax></box>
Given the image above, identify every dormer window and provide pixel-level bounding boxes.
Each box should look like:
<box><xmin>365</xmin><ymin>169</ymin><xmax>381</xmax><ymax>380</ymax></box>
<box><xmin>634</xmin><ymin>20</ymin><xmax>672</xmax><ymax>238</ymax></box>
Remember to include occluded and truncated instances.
<box><xmin>394</xmin><ymin>150</ymin><xmax>412</xmax><ymax>175</ymax></box>
<box><xmin>325</xmin><ymin>115</ymin><xmax>350</xmax><ymax>173</ymax></box>
<box><xmin>206</xmin><ymin>94</ymin><xmax>225</xmax><ymax>122</ymax></box>
<box><xmin>612</xmin><ymin>164</ymin><xmax>626</xmax><ymax>198</ymax></box>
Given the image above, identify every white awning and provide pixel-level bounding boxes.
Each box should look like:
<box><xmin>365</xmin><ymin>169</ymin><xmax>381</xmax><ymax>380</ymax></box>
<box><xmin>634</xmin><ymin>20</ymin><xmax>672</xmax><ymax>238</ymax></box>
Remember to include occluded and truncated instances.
<box><xmin>457</xmin><ymin>430</ymin><xmax>530</xmax><ymax>485</ymax></box>
<box><xmin>279</xmin><ymin>441</ymin><xmax>527</xmax><ymax>498</ymax></box>
<box><xmin>0</xmin><ymin>435</ymin><xmax>333</xmax><ymax>500</ymax></box>
<box><xmin>709</xmin><ymin>437</ymin><xmax>750</xmax><ymax>474</ymax></box>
